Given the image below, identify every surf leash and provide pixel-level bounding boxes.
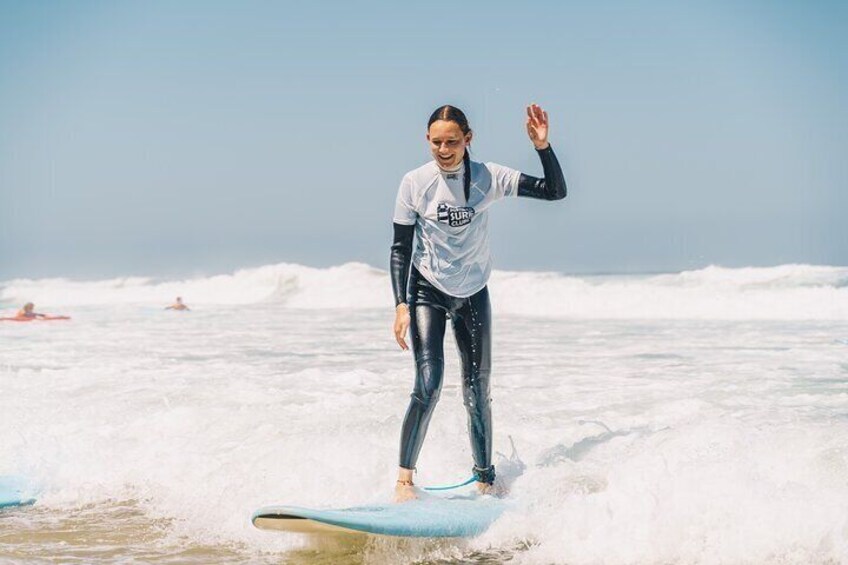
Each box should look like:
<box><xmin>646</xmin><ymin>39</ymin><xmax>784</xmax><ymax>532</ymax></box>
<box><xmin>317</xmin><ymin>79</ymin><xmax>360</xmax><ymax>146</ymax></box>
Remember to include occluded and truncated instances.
<box><xmin>422</xmin><ymin>476</ymin><xmax>476</xmax><ymax>491</ymax></box>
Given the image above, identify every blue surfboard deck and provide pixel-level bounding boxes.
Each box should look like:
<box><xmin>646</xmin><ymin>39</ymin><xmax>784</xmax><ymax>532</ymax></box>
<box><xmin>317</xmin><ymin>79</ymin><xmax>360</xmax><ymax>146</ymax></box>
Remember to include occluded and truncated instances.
<box><xmin>252</xmin><ymin>494</ymin><xmax>507</xmax><ymax>538</ymax></box>
<box><xmin>0</xmin><ymin>476</ymin><xmax>36</xmax><ymax>509</ymax></box>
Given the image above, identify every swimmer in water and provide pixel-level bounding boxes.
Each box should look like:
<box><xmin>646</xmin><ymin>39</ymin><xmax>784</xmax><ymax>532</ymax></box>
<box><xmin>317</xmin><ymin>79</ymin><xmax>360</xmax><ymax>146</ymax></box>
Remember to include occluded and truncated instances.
<box><xmin>16</xmin><ymin>302</ymin><xmax>45</xmax><ymax>319</ymax></box>
<box><xmin>0</xmin><ymin>302</ymin><xmax>70</xmax><ymax>321</ymax></box>
<box><xmin>165</xmin><ymin>297</ymin><xmax>190</xmax><ymax>311</ymax></box>
<box><xmin>390</xmin><ymin>104</ymin><xmax>567</xmax><ymax>502</ymax></box>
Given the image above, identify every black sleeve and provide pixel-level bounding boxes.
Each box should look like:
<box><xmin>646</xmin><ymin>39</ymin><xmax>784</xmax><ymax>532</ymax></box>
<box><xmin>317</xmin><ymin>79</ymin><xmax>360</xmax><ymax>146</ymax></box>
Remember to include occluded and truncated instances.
<box><xmin>517</xmin><ymin>145</ymin><xmax>567</xmax><ymax>201</ymax></box>
<box><xmin>390</xmin><ymin>222</ymin><xmax>415</xmax><ymax>306</ymax></box>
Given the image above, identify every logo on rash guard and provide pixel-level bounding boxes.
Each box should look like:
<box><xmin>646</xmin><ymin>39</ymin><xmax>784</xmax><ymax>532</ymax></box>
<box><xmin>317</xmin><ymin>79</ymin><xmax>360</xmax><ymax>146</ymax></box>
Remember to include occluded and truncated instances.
<box><xmin>437</xmin><ymin>203</ymin><xmax>475</xmax><ymax>227</ymax></box>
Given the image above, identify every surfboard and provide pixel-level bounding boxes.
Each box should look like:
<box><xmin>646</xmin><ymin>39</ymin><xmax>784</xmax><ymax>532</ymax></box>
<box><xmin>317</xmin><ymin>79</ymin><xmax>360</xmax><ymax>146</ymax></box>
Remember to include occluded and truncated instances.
<box><xmin>0</xmin><ymin>316</ymin><xmax>70</xmax><ymax>322</ymax></box>
<box><xmin>252</xmin><ymin>494</ymin><xmax>507</xmax><ymax>537</ymax></box>
<box><xmin>0</xmin><ymin>476</ymin><xmax>36</xmax><ymax>509</ymax></box>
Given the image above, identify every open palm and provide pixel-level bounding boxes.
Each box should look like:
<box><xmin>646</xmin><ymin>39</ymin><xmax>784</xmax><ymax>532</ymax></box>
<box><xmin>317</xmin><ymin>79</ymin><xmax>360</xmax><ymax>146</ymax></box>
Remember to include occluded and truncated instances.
<box><xmin>525</xmin><ymin>104</ymin><xmax>550</xmax><ymax>150</ymax></box>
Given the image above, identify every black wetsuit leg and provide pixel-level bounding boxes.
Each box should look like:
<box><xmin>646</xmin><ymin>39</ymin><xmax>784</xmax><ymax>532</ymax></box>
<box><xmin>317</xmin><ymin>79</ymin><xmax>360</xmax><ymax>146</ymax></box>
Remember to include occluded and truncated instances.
<box><xmin>398</xmin><ymin>268</ymin><xmax>496</xmax><ymax>484</ymax></box>
<box><xmin>399</xmin><ymin>269</ymin><xmax>448</xmax><ymax>470</ymax></box>
<box><xmin>451</xmin><ymin>285</ymin><xmax>494</xmax><ymax>482</ymax></box>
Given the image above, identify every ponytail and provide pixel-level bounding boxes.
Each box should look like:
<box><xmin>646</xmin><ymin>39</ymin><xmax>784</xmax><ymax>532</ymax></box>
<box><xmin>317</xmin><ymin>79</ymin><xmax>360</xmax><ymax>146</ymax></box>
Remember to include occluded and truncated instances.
<box><xmin>463</xmin><ymin>149</ymin><xmax>471</xmax><ymax>203</ymax></box>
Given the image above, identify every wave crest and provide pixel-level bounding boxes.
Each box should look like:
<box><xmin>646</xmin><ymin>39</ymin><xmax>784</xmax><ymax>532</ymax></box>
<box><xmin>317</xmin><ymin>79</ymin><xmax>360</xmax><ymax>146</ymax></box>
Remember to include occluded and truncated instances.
<box><xmin>2</xmin><ymin>262</ymin><xmax>846</xmax><ymax>320</ymax></box>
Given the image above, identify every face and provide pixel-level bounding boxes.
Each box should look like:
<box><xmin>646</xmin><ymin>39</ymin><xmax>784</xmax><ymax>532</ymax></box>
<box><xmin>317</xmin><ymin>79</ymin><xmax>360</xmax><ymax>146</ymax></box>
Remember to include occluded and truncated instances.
<box><xmin>427</xmin><ymin>120</ymin><xmax>471</xmax><ymax>170</ymax></box>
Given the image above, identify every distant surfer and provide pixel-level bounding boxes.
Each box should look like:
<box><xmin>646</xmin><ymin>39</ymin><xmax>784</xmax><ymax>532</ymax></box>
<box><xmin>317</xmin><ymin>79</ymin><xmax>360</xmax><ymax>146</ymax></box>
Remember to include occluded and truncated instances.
<box><xmin>390</xmin><ymin>104</ymin><xmax>567</xmax><ymax>501</ymax></box>
<box><xmin>15</xmin><ymin>303</ymin><xmax>43</xmax><ymax>319</ymax></box>
<box><xmin>165</xmin><ymin>297</ymin><xmax>190</xmax><ymax>311</ymax></box>
<box><xmin>0</xmin><ymin>302</ymin><xmax>70</xmax><ymax>321</ymax></box>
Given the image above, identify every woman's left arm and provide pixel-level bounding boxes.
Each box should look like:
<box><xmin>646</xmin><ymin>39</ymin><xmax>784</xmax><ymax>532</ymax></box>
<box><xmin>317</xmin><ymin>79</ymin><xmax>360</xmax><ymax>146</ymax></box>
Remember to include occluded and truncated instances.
<box><xmin>517</xmin><ymin>104</ymin><xmax>567</xmax><ymax>201</ymax></box>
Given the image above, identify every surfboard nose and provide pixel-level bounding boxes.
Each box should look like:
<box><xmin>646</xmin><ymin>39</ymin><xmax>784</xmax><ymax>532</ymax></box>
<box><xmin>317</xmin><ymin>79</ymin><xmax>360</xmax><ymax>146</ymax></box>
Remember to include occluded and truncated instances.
<box><xmin>0</xmin><ymin>475</ymin><xmax>37</xmax><ymax>509</ymax></box>
<box><xmin>251</xmin><ymin>497</ymin><xmax>507</xmax><ymax>538</ymax></box>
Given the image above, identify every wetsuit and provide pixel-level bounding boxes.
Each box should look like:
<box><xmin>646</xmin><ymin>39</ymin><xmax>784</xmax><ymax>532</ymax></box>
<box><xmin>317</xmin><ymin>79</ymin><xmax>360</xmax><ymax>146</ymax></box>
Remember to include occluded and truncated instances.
<box><xmin>391</xmin><ymin>145</ymin><xmax>566</xmax><ymax>484</ymax></box>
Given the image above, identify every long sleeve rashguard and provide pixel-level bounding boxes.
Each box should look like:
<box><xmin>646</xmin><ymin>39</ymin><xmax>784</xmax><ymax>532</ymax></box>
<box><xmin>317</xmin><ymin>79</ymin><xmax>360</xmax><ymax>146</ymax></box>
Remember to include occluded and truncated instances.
<box><xmin>390</xmin><ymin>145</ymin><xmax>566</xmax><ymax>305</ymax></box>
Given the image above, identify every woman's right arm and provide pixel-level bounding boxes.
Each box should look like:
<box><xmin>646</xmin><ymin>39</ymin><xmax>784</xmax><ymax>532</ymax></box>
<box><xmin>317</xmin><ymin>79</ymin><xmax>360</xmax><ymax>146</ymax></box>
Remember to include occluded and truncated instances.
<box><xmin>390</xmin><ymin>223</ymin><xmax>414</xmax><ymax>307</ymax></box>
<box><xmin>390</xmin><ymin>222</ymin><xmax>414</xmax><ymax>350</ymax></box>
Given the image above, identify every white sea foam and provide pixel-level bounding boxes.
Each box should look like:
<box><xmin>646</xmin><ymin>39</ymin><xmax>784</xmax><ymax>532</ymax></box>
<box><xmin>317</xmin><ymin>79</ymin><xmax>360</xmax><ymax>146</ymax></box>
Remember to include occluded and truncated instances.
<box><xmin>1</xmin><ymin>265</ymin><xmax>847</xmax><ymax>563</ymax></box>
<box><xmin>1</xmin><ymin>262</ymin><xmax>846</xmax><ymax>320</ymax></box>
<box><xmin>0</xmin><ymin>262</ymin><xmax>390</xmax><ymax>309</ymax></box>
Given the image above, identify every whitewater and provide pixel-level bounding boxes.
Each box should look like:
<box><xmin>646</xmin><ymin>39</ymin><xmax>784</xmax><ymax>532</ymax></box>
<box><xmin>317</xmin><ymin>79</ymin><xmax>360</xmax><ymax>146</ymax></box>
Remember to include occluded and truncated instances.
<box><xmin>1</xmin><ymin>262</ymin><xmax>847</xmax><ymax>564</ymax></box>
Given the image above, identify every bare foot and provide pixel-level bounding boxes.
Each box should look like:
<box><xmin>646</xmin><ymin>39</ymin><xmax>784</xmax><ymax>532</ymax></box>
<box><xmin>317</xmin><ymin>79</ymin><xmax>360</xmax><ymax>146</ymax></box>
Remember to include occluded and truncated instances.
<box><xmin>394</xmin><ymin>483</ymin><xmax>418</xmax><ymax>503</ymax></box>
<box><xmin>476</xmin><ymin>480</ymin><xmax>507</xmax><ymax>497</ymax></box>
<box><xmin>395</xmin><ymin>467</ymin><xmax>417</xmax><ymax>502</ymax></box>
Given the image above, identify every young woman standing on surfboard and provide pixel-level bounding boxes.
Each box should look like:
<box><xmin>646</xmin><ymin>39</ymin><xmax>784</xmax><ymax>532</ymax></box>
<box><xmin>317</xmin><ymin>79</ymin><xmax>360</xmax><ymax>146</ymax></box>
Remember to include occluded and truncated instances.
<box><xmin>390</xmin><ymin>104</ymin><xmax>567</xmax><ymax>502</ymax></box>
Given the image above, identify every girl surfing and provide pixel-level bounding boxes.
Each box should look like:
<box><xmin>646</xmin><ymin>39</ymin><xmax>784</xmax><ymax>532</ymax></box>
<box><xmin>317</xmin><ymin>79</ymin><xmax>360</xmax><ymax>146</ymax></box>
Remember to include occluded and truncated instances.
<box><xmin>390</xmin><ymin>104</ymin><xmax>567</xmax><ymax>501</ymax></box>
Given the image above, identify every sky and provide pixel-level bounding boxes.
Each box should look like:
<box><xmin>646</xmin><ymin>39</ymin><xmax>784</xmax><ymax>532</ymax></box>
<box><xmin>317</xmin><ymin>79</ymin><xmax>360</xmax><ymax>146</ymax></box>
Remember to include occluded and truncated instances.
<box><xmin>1</xmin><ymin>0</ymin><xmax>846</xmax><ymax>279</ymax></box>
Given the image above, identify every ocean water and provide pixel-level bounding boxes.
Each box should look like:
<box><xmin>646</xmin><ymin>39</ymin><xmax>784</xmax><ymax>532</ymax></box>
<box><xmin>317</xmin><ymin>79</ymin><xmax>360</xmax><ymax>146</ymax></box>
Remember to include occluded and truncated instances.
<box><xmin>1</xmin><ymin>262</ymin><xmax>847</xmax><ymax>564</ymax></box>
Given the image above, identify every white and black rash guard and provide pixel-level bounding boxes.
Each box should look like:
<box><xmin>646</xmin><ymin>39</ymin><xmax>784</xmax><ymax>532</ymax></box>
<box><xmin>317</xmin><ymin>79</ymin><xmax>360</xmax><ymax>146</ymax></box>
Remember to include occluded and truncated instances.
<box><xmin>393</xmin><ymin>159</ymin><xmax>521</xmax><ymax>298</ymax></box>
<box><xmin>391</xmin><ymin>145</ymin><xmax>566</xmax><ymax>302</ymax></box>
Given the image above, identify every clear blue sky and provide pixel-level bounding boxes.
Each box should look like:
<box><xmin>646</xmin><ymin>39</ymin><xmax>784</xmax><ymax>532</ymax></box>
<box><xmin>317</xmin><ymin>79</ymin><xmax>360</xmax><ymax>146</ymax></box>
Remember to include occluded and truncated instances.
<box><xmin>1</xmin><ymin>0</ymin><xmax>846</xmax><ymax>279</ymax></box>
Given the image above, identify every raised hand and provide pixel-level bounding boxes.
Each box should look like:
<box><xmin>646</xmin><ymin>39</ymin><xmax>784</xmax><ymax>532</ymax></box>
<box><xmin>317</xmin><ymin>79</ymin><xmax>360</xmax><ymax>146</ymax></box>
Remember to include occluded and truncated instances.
<box><xmin>525</xmin><ymin>103</ymin><xmax>550</xmax><ymax>150</ymax></box>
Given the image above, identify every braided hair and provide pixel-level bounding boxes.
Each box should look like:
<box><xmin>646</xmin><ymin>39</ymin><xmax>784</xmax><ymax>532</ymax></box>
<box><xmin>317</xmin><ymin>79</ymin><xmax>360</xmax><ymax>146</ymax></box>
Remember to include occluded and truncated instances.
<box><xmin>427</xmin><ymin>105</ymin><xmax>472</xmax><ymax>203</ymax></box>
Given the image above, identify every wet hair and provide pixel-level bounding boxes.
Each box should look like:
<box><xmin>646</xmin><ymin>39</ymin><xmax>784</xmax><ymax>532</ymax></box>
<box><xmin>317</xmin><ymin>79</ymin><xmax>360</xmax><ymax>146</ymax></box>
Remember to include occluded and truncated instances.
<box><xmin>428</xmin><ymin>105</ymin><xmax>472</xmax><ymax>202</ymax></box>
